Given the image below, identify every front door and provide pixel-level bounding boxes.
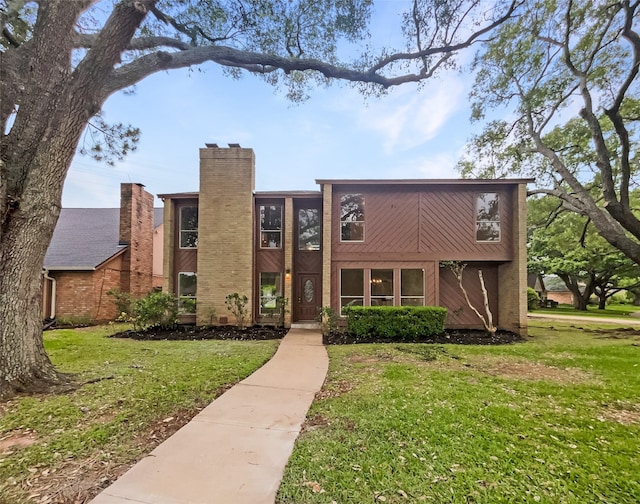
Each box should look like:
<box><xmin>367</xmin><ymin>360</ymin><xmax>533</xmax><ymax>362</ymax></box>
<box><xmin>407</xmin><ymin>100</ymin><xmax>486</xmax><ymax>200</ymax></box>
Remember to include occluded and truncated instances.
<box><xmin>295</xmin><ymin>273</ymin><xmax>321</xmax><ymax>321</ymax></box>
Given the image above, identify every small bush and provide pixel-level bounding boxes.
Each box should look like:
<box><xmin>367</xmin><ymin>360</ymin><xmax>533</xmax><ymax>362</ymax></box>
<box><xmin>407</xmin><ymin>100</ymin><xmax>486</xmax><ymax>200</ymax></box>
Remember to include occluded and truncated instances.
<box><xmin>527</xmin><ymin>287</ymin><xmax>540</xmax><ymax>311</ymax></box>
<box><xmin>343</xmin><ymin>306</ymin><xmax>447</xmax><ymax>342</ymax></box>
<box><xmin>107</xmin><ymin>287</ymin><xmax>133</xmax><ymax>317</ymax></box>
<box><xmin>133</xmin><ymin>291</ymin><xmax>179</xmax><ymax>330</ymax></box>
<box><xmin>225</xmin><ymin>292</ymin><xmax>249</xmax><ymax>328</ymax></box>
<box><xmin>317</xmin><ymin>306</ymin><xmax>340</xmax><ymax>336</ymax></box>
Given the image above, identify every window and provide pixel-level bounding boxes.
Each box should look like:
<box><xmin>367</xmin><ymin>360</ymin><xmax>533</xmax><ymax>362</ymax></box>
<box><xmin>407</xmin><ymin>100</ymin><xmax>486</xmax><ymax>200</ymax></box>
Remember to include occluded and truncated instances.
<box><xmin>178</xmin><ymin>272</ymin><xmax>197</xmax><ymax>313</ymax></box>
<box><xmin>476</xmin><ymin>193</ymin><xmax>500</xmax><ymax>242</ymax></box>
<box><xmin>340</xmin><ymin>269</ymin><xmax>364</xmax><ymax>314</ymax></box>
<box><xmin>260</xmin><ymin>205</ymin><xmax>282</xmax><ymax>248</ymax></box>
<box><xmin>298</xmin><ymin>208</ymin><xmax>320</xmax><ymax>250</ymax></box>
<box><xmin>179</xmin><ymin>207</ymin><xmax>198</xmax><ymax>248</ymax></box>
<box><xmin>370</xmin><ymin>269</ymin><xmax>394</xmax><ymax>306</ymax></box>
<box><xmin>260</xmin><ymin>272</ymin><xmax>282</xmax><ymax>315</ymax></box>
<box><xmin>401</xmin><ymin>269</ymin><xmax>424</xmax><ymax>306</ymax></box>
<box><xmin>340</xmin><ymin>194</ymin><xmax>365</xmax><ymax>242</ymax></box>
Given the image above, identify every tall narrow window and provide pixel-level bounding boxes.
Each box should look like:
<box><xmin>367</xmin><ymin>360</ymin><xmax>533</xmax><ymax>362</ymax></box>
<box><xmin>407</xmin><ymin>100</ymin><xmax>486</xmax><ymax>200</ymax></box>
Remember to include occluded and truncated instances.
<box><xmin>178</xmin><ymin>272</ymin><xmax>197</xmax><ymax>313</ymax></box>
<box><xmin>260</xmin><ymin>205</ymin><xmax>282</xmax><ymax>248</ymax></box>
<box><xmin>179</xmin><ymin>206</ymin><xmax>198</xmax><ymax>248</ymax></box>
<box><xmin>401</xmin><ymin>269</ymin><xmax>424</xmax><ymax>306</ymax></box>
<box><xmin>298</xmin><ymin>208</ymin><xmax>321</xmax><ymax>250</ymax></box>
<box><xmin>340</xmin><ymin>269</ymin><xmax>364</xmax><ymax>313</ymax></box>
<box><xmin>340</xmin><ymin>194</ymin><xmax>365</xmax><ymax>242</ymax></box>
<box><xmin>260</xmin><ymin>272</ymin><xmax>282</xmax><ymax>315</ymax></box>
<box><xmin>476</xmin><ymin>193</ymin><xmax>500</xmax><ymax>242</ymax></box>
<box><xmin>370</xmin><ymin>269</ymin><xmax>394</xmax><ymax>306</ymax></box>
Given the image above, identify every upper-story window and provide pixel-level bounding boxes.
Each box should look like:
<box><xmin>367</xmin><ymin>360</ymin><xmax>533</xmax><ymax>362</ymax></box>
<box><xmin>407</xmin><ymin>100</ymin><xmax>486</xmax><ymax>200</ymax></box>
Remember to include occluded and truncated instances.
<box><xmin>179</xmin><ymin>206</ymin><xmax>198</xmax><ymax>248</ymax></box>
<box><xmin>260</xmin><ymin>205</ymin><xmax>282</xmax><ymax>248</ymax></box>
<box><xmin>476</xmin><ymin>193</ymin><xmax>500</xmax><ymax>242</ymax></box>
<box><xmin>340</xmin><ymin>193</ymin><xmax>365</xmax><ymax>242</ymax></box>
<box><xmin>298</xmin><ymin>208</ymin><xmax>320</xmax><ymax>250</ymax></box>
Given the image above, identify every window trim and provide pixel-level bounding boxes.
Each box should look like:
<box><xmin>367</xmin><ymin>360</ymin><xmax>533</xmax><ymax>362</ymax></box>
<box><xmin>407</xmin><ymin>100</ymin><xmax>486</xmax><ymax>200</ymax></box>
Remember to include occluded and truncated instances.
<box><xmin>339</xmin><ymin>193</ymin><xmax>365</xmax><ymax>243</ymax></box>
<box><xmin>259</xmin><ymin>272</ymin><xmax>282</xmax><ymax>315</ymax></box>
<box><xmin>475</xmin><ymin>192</ymin><xmax>501</xmax><ymax>243</ymax></box>
<box><xmin>259</xmin><ymin>204</ymin><xmax>283</xmax><ymax>249</ymax></box>
<box><xmin>177</xmin><ymin>271</ymin><xmax>197</xmax><ymax>313</ymax></box>
<box><xmin>179</xmin><ymin>206</ymin><xmax>198</xmax><ymax>249</ymax></box>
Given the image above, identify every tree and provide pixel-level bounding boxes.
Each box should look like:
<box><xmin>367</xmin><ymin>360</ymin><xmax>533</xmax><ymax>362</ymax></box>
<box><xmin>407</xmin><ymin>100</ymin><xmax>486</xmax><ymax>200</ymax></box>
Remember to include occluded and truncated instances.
<box><xmin>0</xmin><ymin>0</ymin><xmax>520</xmax><ymax>399</ymax></box>
<box><xmin>527</xmin><ymin>196</ymin><xmax>640</xmax><ymax>310</ymax></box>
<box><xmin>459</xmin><ymin>0</ymin><xmax>640</xmax><ymax>266</ymax></box>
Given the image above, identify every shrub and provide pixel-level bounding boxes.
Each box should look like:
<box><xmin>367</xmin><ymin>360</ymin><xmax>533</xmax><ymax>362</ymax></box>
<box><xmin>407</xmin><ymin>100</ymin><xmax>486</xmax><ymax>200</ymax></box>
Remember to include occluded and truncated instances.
<box><xmin>343</xmin><ymin>306</ymin><xmax>447</xmax><ymax>342</ymax></box>
<box><xmin>225</xmin><ymin>292</ymin><xmax>249</xmax><ymax>328</ymax></box>
<box><xmin>527</xmin><ymin>287</ymin><xmax>540</xmax><ymax>311</ymax></box>
<box><xmin>317</xmin><ymin>306</ymin><xmax>339</xmax><ymax>336</ymax></box>
<box><xmin>107</xmin><ymin>287</ymin><xmax>133</xmax><ymax>318</ymax></box>
<box><xmin>132</xmin><ymin>291</ymin><xmax>179</xmax><ymax>330</ymax></box>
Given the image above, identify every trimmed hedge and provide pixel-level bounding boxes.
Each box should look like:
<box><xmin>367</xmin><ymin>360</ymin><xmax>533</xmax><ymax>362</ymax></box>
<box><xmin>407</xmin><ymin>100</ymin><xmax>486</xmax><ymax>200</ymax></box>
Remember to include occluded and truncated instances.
<box><xmin>342</xmin><ymin>306</ymin><xmax>448</xmax><ymax>341</ymax></box>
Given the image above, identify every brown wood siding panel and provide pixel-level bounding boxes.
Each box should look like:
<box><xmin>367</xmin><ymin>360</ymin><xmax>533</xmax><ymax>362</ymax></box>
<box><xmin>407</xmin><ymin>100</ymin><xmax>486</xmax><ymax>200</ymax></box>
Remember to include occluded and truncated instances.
<box><xmin>439</xmin><ymin>263</ymin><xmax>499</xmax><ymax>328</ymax></box>
<box><xmin>256</xmin><ymin>251</ymin><xmax>284</xmax><ymax>274</ymax></box>
<box><xmin>294</xmin><ymin>252</ymin><xmax>322</xmax><ymax>274</ymax></box>
<box><xmin>332</xmin><ymin>185</ymin><xmax>514</xmax><ymax>262</ymax></box>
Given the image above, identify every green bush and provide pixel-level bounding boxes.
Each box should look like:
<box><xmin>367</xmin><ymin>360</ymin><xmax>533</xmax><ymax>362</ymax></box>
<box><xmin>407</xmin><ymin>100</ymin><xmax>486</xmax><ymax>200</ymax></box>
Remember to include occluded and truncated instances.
<box><xmin>527</xmin><ymin>287</ymin><xmax>540</xmax><ymax>311</ymax></box>
<box><xmin>343</xmin><ymin>306</ymin><xmax>447</xmax><ymax>341</ymax></box>
<box><xmin>133</xmin><ymin>291</ymin><xmax>179</xmax><ymax>330</ymax></box>
<box><xmin>225</xmin><ymin>292</ymin><xmax>249</xmax><ymax>328</ymax></box>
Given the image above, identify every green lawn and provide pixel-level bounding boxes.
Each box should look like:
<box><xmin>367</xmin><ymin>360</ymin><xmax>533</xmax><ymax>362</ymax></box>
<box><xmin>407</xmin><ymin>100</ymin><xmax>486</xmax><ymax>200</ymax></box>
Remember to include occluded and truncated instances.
<box><xmin>0</xmin><ymin>325</ymin><xmax>278</xmax><ymax>504</ymax></box>
<box><xmin>532</xmin><ymin>303</ymin><xmax>640</xmax><ymax>318</ymax></box>
<box><xmin>277</xmin><ymin>321</ymin><xmax>640</xmax><ymax>503</ymax></box>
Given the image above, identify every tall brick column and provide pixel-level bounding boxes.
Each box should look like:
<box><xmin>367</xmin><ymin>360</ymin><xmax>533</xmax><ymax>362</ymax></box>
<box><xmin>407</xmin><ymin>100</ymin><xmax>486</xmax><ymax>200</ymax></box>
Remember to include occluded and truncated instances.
<box><xmin>321</xmin><ymin>184</ymin><xmax>333</xmax><ymax>309</ymax></box>
<box><xmin>119</xmin><ymin>183</ymin><xmax>154</xmax><ymax>298</ymax></box>
<box><xmin>197</xmin><ymin>145</ymin><xmax>255</xmax><ymax>326</ymax></box>
<box><xmin>498</xmin><ymin>183</ymin><xmax>528</xmax><ymax>336</ymax></box>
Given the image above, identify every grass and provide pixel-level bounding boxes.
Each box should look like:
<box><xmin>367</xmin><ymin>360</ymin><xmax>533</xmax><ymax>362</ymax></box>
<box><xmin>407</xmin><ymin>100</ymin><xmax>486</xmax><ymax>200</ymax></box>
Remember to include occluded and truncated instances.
<box><xmin>277</xmin><ymin>320</ymin><xmax>640</xmax><ymax>503</ymax></box>
<box><xmin>532</xmin><ymin>303</ymin><xmax>640</xmax><ymax>318</ymax></box>
<box><xmin>0</xmin><ymin>324</ymin><xmax>278</xmax><ymax>504</ymax></box>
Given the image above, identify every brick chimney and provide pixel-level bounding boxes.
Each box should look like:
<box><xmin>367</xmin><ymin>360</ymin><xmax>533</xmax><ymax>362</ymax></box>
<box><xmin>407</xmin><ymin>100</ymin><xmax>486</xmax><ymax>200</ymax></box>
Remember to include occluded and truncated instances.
<box><xmin>119</xmin><ymin>183</ymin><xmax>154</xmax><ymax>298</ymax></box>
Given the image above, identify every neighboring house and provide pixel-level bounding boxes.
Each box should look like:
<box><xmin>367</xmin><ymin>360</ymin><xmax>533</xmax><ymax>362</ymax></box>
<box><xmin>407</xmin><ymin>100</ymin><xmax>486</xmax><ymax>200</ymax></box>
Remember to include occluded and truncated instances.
<box><xmin>42</xmin><ymin>183</ymin><xmax>163</xmax><ymax>322</ymax></box>
<box><xmin>160</xmin><ymin>145</ymin><xmax>530</xmax><ymax>335</ymax></box>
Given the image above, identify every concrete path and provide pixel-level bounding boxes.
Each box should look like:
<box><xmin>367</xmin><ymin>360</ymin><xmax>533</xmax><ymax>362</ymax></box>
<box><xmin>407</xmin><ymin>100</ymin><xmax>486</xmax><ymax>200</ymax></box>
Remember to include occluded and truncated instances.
<box><xmin>528</xmin><ymin>312</ymin><xmax>640</xmax><ymax>325</ymax></box>
<box><xmin>90</xmin><ymin>328</ymin><xmax>328</xmax><ymax>504</ymax></box>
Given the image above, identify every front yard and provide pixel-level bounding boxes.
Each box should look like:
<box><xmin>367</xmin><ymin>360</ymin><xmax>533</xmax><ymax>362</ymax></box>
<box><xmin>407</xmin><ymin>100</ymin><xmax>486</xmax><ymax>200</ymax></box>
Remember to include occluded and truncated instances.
<box><xmin>277</xmin><ymin>320</ymin><xmax>640</xmax><ymax>503</ymax></box>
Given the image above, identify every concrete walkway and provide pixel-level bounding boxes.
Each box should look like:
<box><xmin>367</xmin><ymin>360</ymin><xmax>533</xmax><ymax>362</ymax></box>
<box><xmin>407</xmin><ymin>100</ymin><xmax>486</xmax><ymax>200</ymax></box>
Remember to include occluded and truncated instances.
<box><xmin>90</xmin><ymin>328</ymin><xmax>328</xmax><ymax>504</ymax></box>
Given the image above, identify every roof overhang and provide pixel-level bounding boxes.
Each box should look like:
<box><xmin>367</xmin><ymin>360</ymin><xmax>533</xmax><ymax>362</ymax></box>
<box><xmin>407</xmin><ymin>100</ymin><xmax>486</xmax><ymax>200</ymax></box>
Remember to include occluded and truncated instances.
<box><xmin>315</xmin><ymin>178</ymin><xmax>535</xmax><ymax>186</ymax></box>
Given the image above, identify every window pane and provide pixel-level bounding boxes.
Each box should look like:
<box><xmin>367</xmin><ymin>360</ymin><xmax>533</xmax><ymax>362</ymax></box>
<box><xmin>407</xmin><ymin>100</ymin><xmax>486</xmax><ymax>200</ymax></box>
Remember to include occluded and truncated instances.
<box><xmin>476</xmin><ymin>193</ymin><xmax>499</xmax><ymax>221</ymax></box>
<box><xmin>341</xmin><ymin>269</ymin><xmax>364</xmax><ymax>296</ymax></box>
<box><xmin>299</xmin><ymin>209</ymin><xmax>320</xmax><ymax>250</ymax></box>
<box><xmin>476</xmin><ymin>222</ymin><xmax>501</xmax><ymax>241</ymax></box>
<box><xmin>341</xmin><ymin>222</ymin><xmax>364</xmax><ymax>241</ymax></box>
<box><xmin>340</xmin><ymin>297</ymin><xmax>364</xmax><ymax>310</ymax></box>
<box><xmin>260</xmin><ymin>272</ymin><xmax>282</xmax><ymax>314</ymax></box>
<box><xmin>371</xmin><ymin>270</ymin><xmax>393</xmax><ymax>296</ymax></box>
<box><xmin>401</xmin><ymin>298</ymin><xmax>423</xmax><ymax>306</ymax></box>
<box><xmin>260</xmin><ymin>205</ymin><xmax>282</xmax><ymax>230</ymax></box>
<box><xmin>261</xmin><ymin>232</ymin><xmax>281</xmax><ymax>248</ymax></box>
<box><xmin>340</xmin><ymin>194</ymin><xmax>364</xmax><ymax>221</ymax></box>
<box><xmin>401</xmin><ymin>269</ymin><xmax>424</xmax><ymax>296</ymax></box>
<box><xmin>179</xmin><ymin>207</ymin><xmax>198</xmax><ymax>248</ymax></box>
<box><xmin>178</xmin><ymin>272</ymin><xmax>197</xmax><ymax>296</ymax></box>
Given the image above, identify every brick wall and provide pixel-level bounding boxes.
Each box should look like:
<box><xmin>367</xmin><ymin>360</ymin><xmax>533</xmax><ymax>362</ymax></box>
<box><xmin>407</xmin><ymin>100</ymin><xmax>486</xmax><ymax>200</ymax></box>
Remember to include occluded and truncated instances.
<box><xmin>196</xmin><ymin>146</ymin><xmax>255</xmax><ymax>325</ymax></box>
<box><xmin>52</xmin><ymin>255</ymin><xmax>123</xmax><ymax>321</ymax></box>
<box><xmin>120</xmin><ymin>183</ymin><xmax>154</xmax><ymax>299</ymax></box>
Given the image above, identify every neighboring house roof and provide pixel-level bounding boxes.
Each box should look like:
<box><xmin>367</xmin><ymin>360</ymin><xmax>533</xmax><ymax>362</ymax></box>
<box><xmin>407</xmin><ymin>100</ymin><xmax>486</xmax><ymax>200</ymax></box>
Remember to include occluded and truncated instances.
<box><xmin>44</xmin><ymin>208</ymin><xmax>164</xmax><ymax>271</ymax></box>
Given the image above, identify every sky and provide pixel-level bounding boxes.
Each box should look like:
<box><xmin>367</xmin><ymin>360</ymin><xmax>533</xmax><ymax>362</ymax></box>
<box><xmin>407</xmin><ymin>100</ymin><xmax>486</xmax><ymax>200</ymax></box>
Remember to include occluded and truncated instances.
<box><xmin>62</xmin><ymin>1</ymin><xmax>482</xmax><ymax>209</ymax></box>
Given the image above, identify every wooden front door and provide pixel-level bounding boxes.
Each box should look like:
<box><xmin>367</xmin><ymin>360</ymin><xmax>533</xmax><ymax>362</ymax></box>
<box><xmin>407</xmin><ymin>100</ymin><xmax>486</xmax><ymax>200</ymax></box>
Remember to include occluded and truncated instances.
<box><xmin>294</xmin><ymin>273</ymin><xmax>321</xmax><ymax>322</ymax></box>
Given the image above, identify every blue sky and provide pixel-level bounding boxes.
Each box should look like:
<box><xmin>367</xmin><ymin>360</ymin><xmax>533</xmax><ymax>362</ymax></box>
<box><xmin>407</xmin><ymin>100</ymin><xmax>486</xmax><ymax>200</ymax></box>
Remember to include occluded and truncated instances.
<box><xmin>63</xmin><ymin>1</ymin><xmax>479</xmax><ymax>208</ymax></box>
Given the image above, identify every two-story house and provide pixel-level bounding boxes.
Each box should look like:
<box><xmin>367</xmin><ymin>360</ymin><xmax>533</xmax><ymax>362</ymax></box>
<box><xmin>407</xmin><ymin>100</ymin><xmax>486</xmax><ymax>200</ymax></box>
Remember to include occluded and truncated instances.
<box><xmin>160</xmin><ymin>144</ymin><xmax>529</xmax><ymax>335</ymax></box>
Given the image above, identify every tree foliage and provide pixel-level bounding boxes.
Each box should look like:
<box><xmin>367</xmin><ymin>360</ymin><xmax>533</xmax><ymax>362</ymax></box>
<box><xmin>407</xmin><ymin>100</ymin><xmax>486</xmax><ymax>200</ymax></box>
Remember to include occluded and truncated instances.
<box><xmin>528</xmin><ymin>195</ymin><xmax>640</xmax><ymax>310</ymax></box>
<box><xmin>459</xmin><ymin>0</ymin><xmax>640</xmax><ymax>265</ymax></box>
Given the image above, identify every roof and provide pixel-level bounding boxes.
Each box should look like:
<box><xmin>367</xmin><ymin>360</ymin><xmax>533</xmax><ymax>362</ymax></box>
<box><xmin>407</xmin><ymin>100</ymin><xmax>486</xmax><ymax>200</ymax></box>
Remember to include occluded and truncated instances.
<box><xmin>315</xmin><ymin>178</ymin><xmax>534</xmax><ymax>186</ymax></box>
<box><xmin>44</xmin><ymin>208</ymin><xmax>164</xmax><ymax>271</ymax></box>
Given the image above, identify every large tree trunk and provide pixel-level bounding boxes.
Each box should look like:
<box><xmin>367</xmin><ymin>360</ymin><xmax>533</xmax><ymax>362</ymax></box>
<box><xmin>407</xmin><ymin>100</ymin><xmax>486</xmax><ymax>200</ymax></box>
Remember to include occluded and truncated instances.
<box><xmin>0</xmin><ymin>1</ymin><xmax>150</xmax><ymax>400</ymax></box>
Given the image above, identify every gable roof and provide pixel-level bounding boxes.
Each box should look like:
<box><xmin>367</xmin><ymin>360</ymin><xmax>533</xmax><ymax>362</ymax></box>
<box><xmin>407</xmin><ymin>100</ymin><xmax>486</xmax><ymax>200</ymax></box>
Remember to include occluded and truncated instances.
<box><xmin>44</xmin><ymin>208</ymin><xmax>164</xmax><ymax>271</ymax></box>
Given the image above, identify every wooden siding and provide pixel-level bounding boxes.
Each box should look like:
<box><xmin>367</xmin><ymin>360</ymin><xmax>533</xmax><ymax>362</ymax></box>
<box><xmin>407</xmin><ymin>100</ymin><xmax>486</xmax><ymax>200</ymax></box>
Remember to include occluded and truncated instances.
<box><xmin>439</xmin><ymin>263</ymin><xmax>499</xmax><ymax>328</ymax></box>
<box><xmin>332</xmin><ymin>185</ymin><xmax>514</xmax><ymax>262</ymax></box>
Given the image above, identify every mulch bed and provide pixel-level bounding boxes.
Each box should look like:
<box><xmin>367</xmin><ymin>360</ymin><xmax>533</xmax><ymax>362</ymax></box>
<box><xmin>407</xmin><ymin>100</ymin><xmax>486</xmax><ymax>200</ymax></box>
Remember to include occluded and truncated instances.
<box><xmin>110</xmin><ymin>325</ymin><xmax>522</xmax><ymax>345</ymax></box>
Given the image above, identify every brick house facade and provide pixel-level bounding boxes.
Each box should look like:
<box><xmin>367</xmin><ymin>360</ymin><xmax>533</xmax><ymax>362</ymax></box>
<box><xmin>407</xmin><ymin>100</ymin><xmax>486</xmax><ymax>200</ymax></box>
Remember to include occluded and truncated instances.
<box><xmin>43</xmin><ymin>183</ymin><xmax>161</xmax><ymax>322</ymax></box>
<box><xmin>160</xmin><ymin>145</ymin><xmax>530</xmax><ymax>335</ymax></box>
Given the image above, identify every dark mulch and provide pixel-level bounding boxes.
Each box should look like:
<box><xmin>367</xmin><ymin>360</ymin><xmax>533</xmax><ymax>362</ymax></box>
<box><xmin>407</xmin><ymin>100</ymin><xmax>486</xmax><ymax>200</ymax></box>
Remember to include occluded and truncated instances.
<box><xmin>324</xmin><ymin>329</ymin><xmax>523</xmax><ymax>345</ymax></box>
<box><xmin>110</xmin><ymin>325</ymin><xmax>287</xmax><ymax>341</ymax></box>
<box><xmin>110</xmin><ymin>324</ymin><xmax>521</xmax><ymax>345</ymax></box>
